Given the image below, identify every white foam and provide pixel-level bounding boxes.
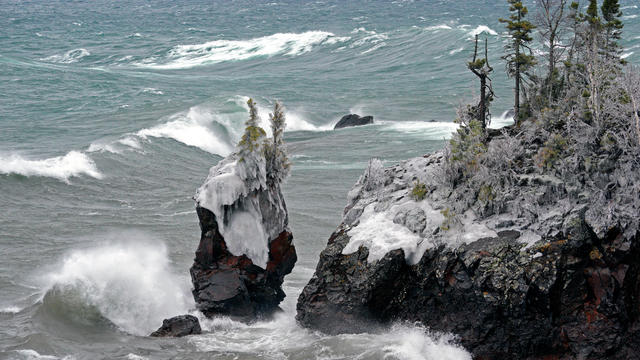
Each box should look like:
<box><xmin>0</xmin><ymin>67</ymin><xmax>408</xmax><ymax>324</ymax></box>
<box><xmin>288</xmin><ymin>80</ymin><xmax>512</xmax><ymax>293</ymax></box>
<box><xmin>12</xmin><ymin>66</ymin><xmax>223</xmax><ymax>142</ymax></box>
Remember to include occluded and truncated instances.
<box><xmin>449</xmin><ymin>47</ymin><xmax>464</xmax><ymax>55</ymax></box>
<box><xmin>137</xmin><ymin>31</ymin><xmax>345</xmax><ymax>69</ymax></box>
<box><xmin>489</xmin><ymin>110</ymin><xmax>515</xmax><ymax>129</ymax></box>
<box><xmin>1</xmin><ymin>305</ymin><xmax>21</xmax><ymax>314</ymax></box>
<box><xmin>468</xmin><ymin>25</ymin><xmax>498</xmax><ymax>38</ymax></box>
<box><xmin>425</xmin><ymin>24</ymin><xmax>453</xmax><ymax>31</ymax></box>
<box><xmin>13</xmin><ymin>350</ymin><xmax>74</xmax><ymax>360</ymax></box>
<box><xmin>623</xmin><ymin>14</ymin><xmax>638</xmax><ymax>20</ymax></box>
<box><xmin>382</xmin><ymin>120</ymin><xmax>460</xmax><ymax>139</ymax></box>
<box><xmin>0</xmin><ymin>151</ymin><xmax>103</xmax><ymax>182</ymax></box>
<box><xmin>42</xmin><ymin>48</ymin><xmax>90</xmax><ymax>64</ymax></box>
<box><xmin>137</xmin><ymin>106</ymin><xmax>236</xmax><ymax>156</ymax></box>
<box><xmin>44</xmin><ymin>239</ymin><xmax>193</xmax><ymax>336</ymax></box>
<box><xmin>190</xmin><ymin>312</ymin><xmax>470</xmax><ymax>359</ymax></box>
<box><xmin>622</xmin><ymin>52</ymin><xmax>634</xmax><ymax>59</ymax></box>
<box><xmin>236</xmin><ymin>96</ymin><xmax>333</xmax><ymax>132</ymax></box>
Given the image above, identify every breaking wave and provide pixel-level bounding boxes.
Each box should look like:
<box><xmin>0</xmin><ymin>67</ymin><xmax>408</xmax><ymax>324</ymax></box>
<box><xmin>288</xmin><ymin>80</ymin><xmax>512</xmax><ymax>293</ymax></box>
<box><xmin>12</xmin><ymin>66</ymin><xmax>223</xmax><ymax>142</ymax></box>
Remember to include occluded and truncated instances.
<box><xmin>135</xmin><ymin>31</ymin><xmax>347</xmax><ymax>69</ymax></box>
<box><xmin>40</xmin><ymin>239</ymin><xmax>193</xmax><ymax>336</ymax></box>
<box><xmin>42</xmin><ymin>48</ymin><xmax>90</xmax><ymax>64</ymax></box>
<box><xmin>0</xmin><ymin>151</ymin><xmax>103</xmax><ymax>182</ymax></box>
<box><xmin>468</xmin><ymin>25</ymin><xmax>498</xmax><ymax>38</ymax></box>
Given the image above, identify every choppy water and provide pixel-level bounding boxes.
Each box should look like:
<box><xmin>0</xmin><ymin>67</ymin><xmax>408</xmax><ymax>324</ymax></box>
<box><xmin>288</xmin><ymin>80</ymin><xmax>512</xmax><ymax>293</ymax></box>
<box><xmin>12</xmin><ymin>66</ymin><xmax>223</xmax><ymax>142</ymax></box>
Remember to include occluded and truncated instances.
<box><xmin>1</xmin><ymin>1</ymin><xmax>638</xmax><ymax>359</ymax></box>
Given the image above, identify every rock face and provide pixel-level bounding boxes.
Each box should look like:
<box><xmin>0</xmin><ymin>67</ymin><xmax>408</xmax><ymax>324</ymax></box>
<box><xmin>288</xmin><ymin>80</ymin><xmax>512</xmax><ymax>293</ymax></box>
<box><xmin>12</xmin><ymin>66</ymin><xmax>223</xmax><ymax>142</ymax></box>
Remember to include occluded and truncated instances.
<box><xmin>150</xmin><ymin>315</ymin><xmax>201</xmax><ymax>337</ymax></box>
<box><xmin>296</xmin><ymin>152</ymin><xmax>640</xmax><ymax>359</ymax></box>
<box><xmin>334</xmin><ymin>114</ymin><xmax>374</xmax><ymax>129</ymax></box>
<box><xmin>191</xmin><ymin>206</ymin><xmax>296</xmax><ymax>318</ymax></box>
<box><xmin>191</xmin><ymin>153</ymin><xmax>296</xmax><ymax>320</ymax></box>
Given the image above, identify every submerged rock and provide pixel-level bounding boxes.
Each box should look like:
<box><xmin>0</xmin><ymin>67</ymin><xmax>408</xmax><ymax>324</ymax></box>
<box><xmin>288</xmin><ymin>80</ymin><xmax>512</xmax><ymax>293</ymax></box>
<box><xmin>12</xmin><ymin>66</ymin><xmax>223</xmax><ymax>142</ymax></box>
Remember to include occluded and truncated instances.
<box><xmin>150</xmin><ymin>315</ymin><xmax>201</xmax><ymax>337</ymax></box>
<box><xmin>191</xmin><ymin>154</ymin><xmax>296</xmax><ymax>320</ymax></box>
<box><xmin>296</xmin><ymin>149</ymin><xmax>640</xmax><ymax>359</ymax></box>
<box><xmin>334</xmin><ymin>114</ymin><xmax>374</xmax><ymax>129</ymax></box>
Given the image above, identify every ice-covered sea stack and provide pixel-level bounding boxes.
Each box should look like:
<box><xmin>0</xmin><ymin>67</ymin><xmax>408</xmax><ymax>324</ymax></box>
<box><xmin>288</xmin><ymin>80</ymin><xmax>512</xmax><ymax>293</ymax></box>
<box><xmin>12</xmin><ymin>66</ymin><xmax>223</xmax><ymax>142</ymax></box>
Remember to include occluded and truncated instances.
<box><xmin>190</xmin><ymin>99</ymin><xmax>296</xmax><ymax>319</ymax></box>
<box><xmin>297</xmin><ymin>138</ymin><xmax>640</xmax><ymax>358</ymax></box>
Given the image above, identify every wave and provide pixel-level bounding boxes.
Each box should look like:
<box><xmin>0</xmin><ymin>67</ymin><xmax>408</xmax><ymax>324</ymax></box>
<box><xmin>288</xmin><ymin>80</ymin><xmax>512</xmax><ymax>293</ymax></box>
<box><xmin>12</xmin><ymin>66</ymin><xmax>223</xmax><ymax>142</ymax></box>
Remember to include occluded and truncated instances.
<box><xmin>136</xmin><ymin>105</ymin><xmax>237</xmax><ymax>156</ymax></box>
<box><xmin>622</xmin><ymin>52</ymin><xmax>634</xmax><ymax>60</ymax></box>
<box><xmin>622</xmin><ymin>14</ymin><xmax>638</xmax><ymax>20</ymax></box>
<box><xmin>41</xmin><ymin>239</ymin><xmax>193</xmax><ymax>336</ymax></box>
<box><xmin>11</xmin><ymin>349</ymin><xmax>74</xmax><ymax>360</ymax></box>
<box><xmin>42</xmin><ymin>48</ymin><xmax>90</xmax><ymax>64</ymax></box>
<box><xmin>0</xmin><ymin>151</ymin><xmax>103</xmax><ymax>182</ymax></box>
<box><xmin>382</xmin><ymin>120</ymin><xmax>460</xmax><ymax>139</ymax></box>
<box><xmin>190</xmin><ymin>311</ymin><xmax>470</xmax><ymax>359</ymax></box>
<box><xmin>235</xmin><ymin>96</ymin><xmax>333</xmax><ymax>132</ymax></box>
<box><xmin>468</xmin><ymin>25</ymin><xmax>498</xmax><ymax>38</ymax></box>
<box><xmin>135</xmin><ymin>31</ymin><xmax>346</xmax><ymax>69</ymax></box>
<box><xmin>87</xmin><ymin>97</ymin><xmax>330</xmax><ymax>157</ymax></box>
<box><xmin>490</xmin><ymin>109</ymin><xmax>515</xmax><ymax>128</ymax></box>
<box><xmin>424</xmin><ymin>24</ymin><xmax>453</xmax><ymax>31</ymax></box>
<box><xmin>1</xmin><ymin>305</ymin><xmax>22</xmax><ymax>314</ymax></box>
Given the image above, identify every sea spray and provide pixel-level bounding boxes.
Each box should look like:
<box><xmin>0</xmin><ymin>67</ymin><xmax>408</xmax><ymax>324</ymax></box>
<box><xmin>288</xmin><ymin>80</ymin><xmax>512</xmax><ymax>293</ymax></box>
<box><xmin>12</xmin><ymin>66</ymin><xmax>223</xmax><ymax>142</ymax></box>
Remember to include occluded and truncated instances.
<box><xmin>43</xmin><ymin>239</ymin><xmax>193</xmax><ymax>336</ymax></box>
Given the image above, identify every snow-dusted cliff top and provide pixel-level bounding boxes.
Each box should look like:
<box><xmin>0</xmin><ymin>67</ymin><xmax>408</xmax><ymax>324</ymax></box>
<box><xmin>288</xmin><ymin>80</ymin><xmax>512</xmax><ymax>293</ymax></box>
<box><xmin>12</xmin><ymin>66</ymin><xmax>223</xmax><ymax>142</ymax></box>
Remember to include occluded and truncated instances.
<box><xmin>341</xmin><ymin>152</ymin><xmax>578</xmax><ymax>265</ymax></box>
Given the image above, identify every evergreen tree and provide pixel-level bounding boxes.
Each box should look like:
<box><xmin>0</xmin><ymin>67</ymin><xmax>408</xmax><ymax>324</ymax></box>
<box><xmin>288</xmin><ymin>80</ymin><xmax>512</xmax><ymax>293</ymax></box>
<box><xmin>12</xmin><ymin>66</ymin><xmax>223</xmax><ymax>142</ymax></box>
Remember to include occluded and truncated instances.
<box><xmin>500</xmin><ymin>0</ymin><xmax>537</xmax><ymax>124</ymax></box>
<box><xmin>601</xmin><ymin>0</ymin><xmax>624</xmax><ymax>60</ymax></box>
<box><xmin>238</xmin><ymin>98</ymin><xmax>266</xmax><ymax>160</ymax></box>
<box><xmin>264</xmin><ymin>101</ymin><xmax>290</xmax><ymax>185</ymax></box>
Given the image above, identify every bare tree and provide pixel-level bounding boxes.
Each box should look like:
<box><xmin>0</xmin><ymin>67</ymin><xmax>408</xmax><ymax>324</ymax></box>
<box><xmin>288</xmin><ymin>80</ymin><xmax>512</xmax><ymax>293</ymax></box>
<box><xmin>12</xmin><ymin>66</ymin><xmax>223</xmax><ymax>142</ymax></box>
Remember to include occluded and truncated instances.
<box><xmin>535</xmin><ymin>0</ymin><xmax>569</xmax><ymax>104</ymax></box>
<box><xmin>468</xmin><ymin>35</ymin><xmax>495</xmax><ymax>129</ymax></box>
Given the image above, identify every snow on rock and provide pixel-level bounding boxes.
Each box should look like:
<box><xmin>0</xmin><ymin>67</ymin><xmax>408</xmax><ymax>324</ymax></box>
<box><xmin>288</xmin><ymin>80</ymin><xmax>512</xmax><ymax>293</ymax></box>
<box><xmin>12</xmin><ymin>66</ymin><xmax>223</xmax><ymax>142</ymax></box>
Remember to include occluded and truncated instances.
<box><xmin>342</xmin><ymin>155</ymin><xmax>499</xmax><ymax>265</ymax></box>
<box><xmin>194</xmin><ymin>152</ymin><xmax>287</xmax><ymax>269</ymax></box>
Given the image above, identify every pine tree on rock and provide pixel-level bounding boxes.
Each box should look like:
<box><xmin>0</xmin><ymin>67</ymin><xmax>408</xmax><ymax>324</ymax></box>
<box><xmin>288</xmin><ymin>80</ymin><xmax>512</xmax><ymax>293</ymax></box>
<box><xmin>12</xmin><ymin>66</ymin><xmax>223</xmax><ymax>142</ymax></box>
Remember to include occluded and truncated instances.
<box><xmin>601</xmin><ymin>0</ymin><xmax>624</xmax><ymax>60</ymax></box>
<box><xmin>500</xmin><ymin>0</ymin><xmax>536</xmax><ymax>125</ymax></box>
<box><xmin>264</xmin><ymin>101</ymin><xmax>291</xmax><ymax>186</ymax></box>
<box><xmin>238</xmin><ymin>98</ymin><xmax>267</xmax><ymax>161</ymax></box>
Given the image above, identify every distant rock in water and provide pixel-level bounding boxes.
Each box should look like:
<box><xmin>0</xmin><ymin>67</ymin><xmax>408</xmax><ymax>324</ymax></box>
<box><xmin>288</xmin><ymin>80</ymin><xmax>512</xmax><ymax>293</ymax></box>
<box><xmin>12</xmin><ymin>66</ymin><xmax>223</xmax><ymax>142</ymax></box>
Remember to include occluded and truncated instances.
<box><xmin>334</xmin><ymin>114</ymin><xmax>374</xmax><ymax>129</ymax></box>
<box><xmin>150</xmin><ymin>315</ymin><xmax>201</xmax><ymax>337</ymax></box>
<box><xmin>191</xmin><ymin>151</ymin><xmax>296</xmax><ymax>320</ymax></box>
<box><xmin>296</xmin><ymin>129</ymin><xmax>640</xmax><ymax>358</ymax></box>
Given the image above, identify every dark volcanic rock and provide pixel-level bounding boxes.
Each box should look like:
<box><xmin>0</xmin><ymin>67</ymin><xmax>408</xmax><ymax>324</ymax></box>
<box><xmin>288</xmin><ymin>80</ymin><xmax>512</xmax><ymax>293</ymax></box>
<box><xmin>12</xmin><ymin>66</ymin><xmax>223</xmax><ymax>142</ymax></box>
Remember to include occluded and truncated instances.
<box><xmin>191</xmin><ymin>206</ymin><xmax>297</xmax><ymax>319</ymax></box>
<box><xmin>334</xmin><ymin>114</ymin><xmax>374</xmax><ymax>129</ymax></box>
<box><xmin>150</xmin><ymin>315</ymin><xmax>201</xmax><ymax>337</ymax></box>
<box><xmin>297</xmin><ymin>222</ymin><xmax>640</xmax><ymax>359</ymax></box>
<box><xmin>296</xmin><ymin>154</ymin><xmax>640</xmax><ymax>359</ymax></box>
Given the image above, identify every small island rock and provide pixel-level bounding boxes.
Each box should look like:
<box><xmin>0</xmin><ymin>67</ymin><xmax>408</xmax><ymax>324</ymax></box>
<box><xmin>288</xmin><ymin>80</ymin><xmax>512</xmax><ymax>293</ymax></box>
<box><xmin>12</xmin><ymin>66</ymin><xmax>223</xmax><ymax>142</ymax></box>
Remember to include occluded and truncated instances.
<box><xmin>334</xmin><ymin>114</ymin><xmax>374</xmax><ymax>129</ymax></box>
<box><xmin>150</xmin><ymin>315</ymin><xmax>201</xmax><ymax>337</ymax></box>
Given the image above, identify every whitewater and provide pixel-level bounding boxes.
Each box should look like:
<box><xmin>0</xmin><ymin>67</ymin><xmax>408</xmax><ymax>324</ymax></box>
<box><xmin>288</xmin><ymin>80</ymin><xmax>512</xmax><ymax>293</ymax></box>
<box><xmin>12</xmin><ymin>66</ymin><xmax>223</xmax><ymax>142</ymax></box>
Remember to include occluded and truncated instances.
<box><xmin>1</xmin><ymin>0</ymin><xmax>638</xmax><ymax>359</ymax></box>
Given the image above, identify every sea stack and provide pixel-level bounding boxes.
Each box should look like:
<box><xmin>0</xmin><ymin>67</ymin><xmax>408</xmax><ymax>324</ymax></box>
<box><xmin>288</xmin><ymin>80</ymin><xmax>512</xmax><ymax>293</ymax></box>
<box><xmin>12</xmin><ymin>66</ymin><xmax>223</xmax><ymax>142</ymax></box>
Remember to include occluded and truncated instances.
<box><xmin>190</xmin><ymin>99</ymin><xmax>296</xmax><ymax>320</ymax></box>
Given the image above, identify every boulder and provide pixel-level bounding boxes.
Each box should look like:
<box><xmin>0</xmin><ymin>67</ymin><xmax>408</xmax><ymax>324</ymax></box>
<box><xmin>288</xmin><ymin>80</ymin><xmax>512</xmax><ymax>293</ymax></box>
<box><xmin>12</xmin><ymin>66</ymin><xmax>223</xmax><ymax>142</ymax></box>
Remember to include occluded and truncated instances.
<box><xmin>190</xmin><ymin>206</ymin><xmax>297</xmax><ymax>319</ymax></box>
<box><xmin>334</xmin><ymin>114</ymin><xmax>374</xmax><ymax>129</ymax></box>
<box><xmin>150</xmin><ymin>315</ymin><xmax>201</xmax><ymax>337</ymax></box>
<box><xmin>296</xmin><ymin>151</ymin><xmax>640</xmax><ymax>359</ymax></box>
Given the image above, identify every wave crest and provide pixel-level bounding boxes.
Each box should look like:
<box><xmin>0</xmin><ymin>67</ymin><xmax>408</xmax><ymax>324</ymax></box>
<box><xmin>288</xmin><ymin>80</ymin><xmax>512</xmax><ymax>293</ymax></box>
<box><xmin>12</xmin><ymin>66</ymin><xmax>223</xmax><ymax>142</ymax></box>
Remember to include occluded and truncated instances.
<box><xmin>42</xmin><ymin>48</ymin><xmax>90</xmax><ymax>64</ymax></box>
<box><xmin>0</xmin><ymin>151</ymin><xmax>103</xmax><ymax>182</ymax></box>
<box><xmin>136</xmin><ymin>31</ymin><xmax>345</xmax><ymax>69</ymax></box>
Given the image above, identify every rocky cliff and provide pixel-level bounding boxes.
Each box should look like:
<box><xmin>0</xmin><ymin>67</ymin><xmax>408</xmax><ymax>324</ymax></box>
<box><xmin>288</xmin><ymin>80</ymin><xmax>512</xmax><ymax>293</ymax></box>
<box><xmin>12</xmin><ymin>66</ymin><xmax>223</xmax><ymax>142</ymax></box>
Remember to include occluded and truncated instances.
<box><xmin>191</xmin><ymin>153</ymin><xmax>296</xmax><ymax>319</ymax></box>
<box><xmin>296</xmin><ymin>126</ymin><xmax>640</xmax><ymax>359</ymax></box>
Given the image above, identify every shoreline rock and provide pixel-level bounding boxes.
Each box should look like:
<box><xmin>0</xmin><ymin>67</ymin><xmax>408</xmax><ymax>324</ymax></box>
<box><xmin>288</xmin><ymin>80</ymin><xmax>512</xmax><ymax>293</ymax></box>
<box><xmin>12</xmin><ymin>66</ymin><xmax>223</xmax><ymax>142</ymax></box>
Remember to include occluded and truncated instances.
<box><xmin>296</xmin><ymin>142</ymin><xmax>640</xmax><ymax>358</ymax></box>
<box><xmin>150</xmin><ymin>315</ymin><xmax>201</xmax><ymax>337</ymax></box>
<box><xmin>334</xmin><ymin>114</ymin><xmax>374</xmax><ymax>129</ymax></box>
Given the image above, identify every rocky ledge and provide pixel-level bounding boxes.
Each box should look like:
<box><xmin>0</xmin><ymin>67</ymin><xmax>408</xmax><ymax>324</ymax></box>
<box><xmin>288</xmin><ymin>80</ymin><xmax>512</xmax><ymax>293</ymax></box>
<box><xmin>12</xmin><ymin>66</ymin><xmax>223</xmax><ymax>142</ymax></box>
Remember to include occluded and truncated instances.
<box><xmin>296</xmin><ymin>136</ymin><xmax>640</xmax><ymax>358</ymax></box>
